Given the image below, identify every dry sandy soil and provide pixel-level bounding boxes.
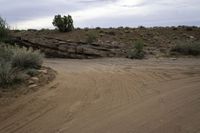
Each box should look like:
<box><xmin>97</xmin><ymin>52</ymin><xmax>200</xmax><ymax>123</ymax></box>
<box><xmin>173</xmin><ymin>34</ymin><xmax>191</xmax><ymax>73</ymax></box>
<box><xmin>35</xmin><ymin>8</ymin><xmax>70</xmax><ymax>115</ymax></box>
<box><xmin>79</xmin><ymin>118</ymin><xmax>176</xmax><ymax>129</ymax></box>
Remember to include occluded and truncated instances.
<box><xmin>0</xmin><ymin>58</ymin><xmax>200</xmax><ymax>133</ymax></box>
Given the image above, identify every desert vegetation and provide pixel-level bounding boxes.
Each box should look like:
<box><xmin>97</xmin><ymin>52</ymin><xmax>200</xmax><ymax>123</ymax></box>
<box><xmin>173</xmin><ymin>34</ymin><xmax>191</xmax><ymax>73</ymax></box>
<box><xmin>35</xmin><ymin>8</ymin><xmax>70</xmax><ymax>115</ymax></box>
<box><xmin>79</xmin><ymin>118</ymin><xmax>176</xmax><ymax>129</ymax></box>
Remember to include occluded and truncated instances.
<box><xmin>1</xmin><ymin>1</ymin><xmax>200</xmax><ymax>132</ymax></box>
<box><xmin>0</xmin><ymin>44</ymin><xmax>43</xmax><ymax>88</ymax></box>
<box><xmin>0</xmin><ymin>9</ymin><xmax>200</xmax><ymax>133</ymax></box>
<box><xmin>52</xmin><ymin>14</ymin><xmax>74</xmax><ymax>32</ymax></box>
<box><xmin>127</xmin><ymin>40</ymin><xmax>145</xmax><ymax>59</ymax></box>
<box><xmin>171</xmin><ymin>41</ymin><xmax>200</xmax><ymax>56</ymax></box>
<box><xmin>86</xmin><ymin>31</ymin><xmax>98</xmax><ymax>44</ymax></box>
<box><xmin>10</xmin><ymin>24</ymin><xmax>200</xmax><ymax>59</ymax></box>
<box><xmin>0</xmin><ymin>16</ymin><xmax>9</xmax><ymax>42</ymax></box>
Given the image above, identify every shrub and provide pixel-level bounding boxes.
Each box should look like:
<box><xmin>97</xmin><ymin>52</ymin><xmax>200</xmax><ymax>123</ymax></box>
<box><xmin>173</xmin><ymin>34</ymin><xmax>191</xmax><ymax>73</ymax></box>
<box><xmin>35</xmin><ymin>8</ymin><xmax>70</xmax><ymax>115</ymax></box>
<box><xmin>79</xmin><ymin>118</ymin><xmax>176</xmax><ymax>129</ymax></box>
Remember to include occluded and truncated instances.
<box><xmin>13</xmin><ymin>29</ymin><xmax>21</xmax><ymax>33</ymax></box>
<box><xmin>0</xmin><ymin>44</ymin><xmax>44</xmax><ymax>87</ymax></box>
<box><xmin>171</xmin><ymin>42</ymin><xmax>200</xmax><ymax>56</ymax></box>
<box><xmin>127</xmin><ymin>40</ymin><xmax>145</xmax><ymax>59</ymax></box>
<box><xmin>27</xmin><ymin>29</ymin><xmax>37</xmax><ymax>32</ymax></box>
<box><xmin>0</xmin><ymin>44</ymin><xmax>44</xmax><ymax>69</ymax></box>
<box><xmin>0</xmin><ymin>45</ymin><xmax>14</xmax><ymax>62</ymax></box>
<box><xmin>95</xmin><ymin>27</ymin><xmax>101</xmax><ymax>30</ymax></box>
<box><xmin>84</xmin><ymin>27</ymin><xmax>89</xmax><ymax>31</ymax></box>
<box><xmin>138</xmin><ymin>26</ymin><xmax>146</xmax><ymax>29</ymax></box>
<box><xmin>118</xmin><ymin>26</ymin><xmax>124</xmax><ymax>29</ymax></box>
<box><xmin>26</xmin><ymin>68</ymin><xmax>39</xmax><ymax>76</ymax></box>
<box><xmin>0</xmin><ymin>61</ymin><xmax>23</xmax><ymax>87</ymax></box>
<box><xmin>52</xmin><ymin>14</ymin><xmax>74</xmax><ymax>32</ymax></box>
<box><xmin>0</xmin><ymin>16</ymin><xmax>9</xmax><ymax>42</ymax></box>
<box><xmin>86</xmin><ymin>32</ymin><xmax>97</xmax><ymax>44</ymax></box>
<box><xmin>12</xmin><ymin>47</ymin><xmax>44</xmax><ymax>69</ymax></box>
<box><xmin>76</xmin><ymin>27</ymin><xmax>81</xmax><ymax>30</ymax></box>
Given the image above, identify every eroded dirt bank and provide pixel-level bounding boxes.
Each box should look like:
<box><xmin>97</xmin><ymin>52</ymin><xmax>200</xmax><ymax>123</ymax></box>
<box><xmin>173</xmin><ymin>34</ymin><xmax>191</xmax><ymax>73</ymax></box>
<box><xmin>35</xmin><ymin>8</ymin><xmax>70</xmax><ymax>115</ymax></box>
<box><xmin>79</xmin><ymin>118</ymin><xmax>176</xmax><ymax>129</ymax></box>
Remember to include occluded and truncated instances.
<box><xmin>0</xmin><ymin>58</ymin><xmax>200</xmax><ymax>133</ymax></box>
<box><xmin>10</xmin><ymin>27</ymin><xmax>200</xmax><ymax>58</ymax></box>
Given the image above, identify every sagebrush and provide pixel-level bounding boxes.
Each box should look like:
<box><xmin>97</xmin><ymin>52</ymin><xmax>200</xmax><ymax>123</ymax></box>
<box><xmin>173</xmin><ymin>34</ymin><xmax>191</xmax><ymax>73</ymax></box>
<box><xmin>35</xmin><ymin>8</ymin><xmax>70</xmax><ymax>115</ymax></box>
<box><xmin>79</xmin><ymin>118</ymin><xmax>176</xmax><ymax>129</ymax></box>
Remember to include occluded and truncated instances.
<box><xmin>0</xmin><ymin>44</ymin><xmax>43</xmax><ymax>87</ymax></box>
<box><xmin>127</xmin><ymin>41</ymin><xmax>145</xmax><ymax>59</ymax></box>
<box><xmin>12</xmin><ymin>47</ymin><xmax>43</xmax><ymax>69</ymax></box>
<box><xmin>0</xmin><ymin>45</ymin><xmax>13</xmax><ymax>61</ymax></box>
<box><xmin>171</xmin><ymin>42</ymin><xmax>200</xmax><ymax>56</ymax></box>
<box><xmin>0</xmin><ymin>61</ymin><xmax>23</xmax><ymax>87</ymax></box>
<box><xmin>86</xmin><ymin>32</ymin><xmax>98</xmax><ymax>44</ymax></box>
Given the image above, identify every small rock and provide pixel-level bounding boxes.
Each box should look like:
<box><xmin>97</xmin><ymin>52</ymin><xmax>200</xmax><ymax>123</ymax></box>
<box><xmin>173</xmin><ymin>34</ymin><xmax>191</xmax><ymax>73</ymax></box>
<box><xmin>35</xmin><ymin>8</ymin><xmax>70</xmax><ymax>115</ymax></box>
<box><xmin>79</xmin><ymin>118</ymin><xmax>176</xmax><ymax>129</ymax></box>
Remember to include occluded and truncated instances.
<box><xmin>189</xmin><ymin>36</ymin><xmax>195</xmax><ymax>39</ymax></box>
<box><xmin>58</xmin><ymin>41</ymin><xmax>66</xmax><ymax>44</ymax></box>
<box><xmin>28</xmin><ymin>84</ymin><xmax>38</xmax><ymax>89</ymax></box>
<box><xmin>171</xmin><ymin>58</ymin><xmax>177</xmax><ymax>60</ymax></box>
<box><xmin>111</xmin><ymin>41</ymin><xmax>117</xmax><ymax>45</ymax></box>
<box><xmin>105</xmin><ymin>40</ymin><xmax>111</xmax><ymax>43</ymax></box>
<box><xmin>31</xmin><ymin>77</ymin><xmax>39</xmax><ymax>82</ymax></box>
<box><xmin>28</xmin><ymin>80</ymin><xmax>35</xmax><ymax>85</ymax></box>
<box><xmin>38</xmin><ymin>69</ymin><xmax>48</xmax><ymax>74</ymax></box>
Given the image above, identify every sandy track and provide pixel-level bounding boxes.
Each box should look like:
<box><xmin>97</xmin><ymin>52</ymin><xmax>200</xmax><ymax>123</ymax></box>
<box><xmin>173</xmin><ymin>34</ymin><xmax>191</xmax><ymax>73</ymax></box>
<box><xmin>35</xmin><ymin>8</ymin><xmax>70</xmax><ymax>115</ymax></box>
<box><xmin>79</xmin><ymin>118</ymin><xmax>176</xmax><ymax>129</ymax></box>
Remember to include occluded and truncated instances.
<box><xmin>0</xmin><ymin>58</ymin><xmax>200</xmax><ymax>133</ymax></box>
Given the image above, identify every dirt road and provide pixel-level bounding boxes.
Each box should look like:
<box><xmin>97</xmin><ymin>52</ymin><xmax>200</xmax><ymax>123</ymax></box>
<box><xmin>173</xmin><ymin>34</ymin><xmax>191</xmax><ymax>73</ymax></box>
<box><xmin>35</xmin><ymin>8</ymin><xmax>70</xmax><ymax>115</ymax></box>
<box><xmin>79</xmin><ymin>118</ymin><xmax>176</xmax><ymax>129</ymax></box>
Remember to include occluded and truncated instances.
<box><xmin>0</xmin><ymin>58</ymin><xmax>200</xmax><ymax>133</ymax></box>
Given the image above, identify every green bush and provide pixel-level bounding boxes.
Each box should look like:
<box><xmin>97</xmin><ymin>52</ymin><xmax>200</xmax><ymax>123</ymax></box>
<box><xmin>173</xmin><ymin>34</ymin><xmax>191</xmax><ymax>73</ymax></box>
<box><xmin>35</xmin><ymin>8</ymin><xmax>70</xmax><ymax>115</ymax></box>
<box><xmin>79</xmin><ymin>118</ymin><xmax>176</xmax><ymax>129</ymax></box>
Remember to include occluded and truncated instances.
<box><xmin>26</xmin><ymin>68</ymin><xmax>39</xmax><ymax>76</ymax></box>
<box><xmin>0</xmin><ymin>61</ymin><xmax>23</xmax><ymax>87</ymax></box>
<box><xmin>52</xmin><ymin>14</ymin><xmax>74</xmax><ymax>32</ymax></box>
<box><xmin>95</xmin><ymin>27</ymin><xmax>101</xmax><ymax>30</ymax></box>
<box><xmin>86</xmin><ymin>32</ymin><xmax>97</xmax><ymax>44</ymax></box>
<box><xmin>127</xmin><ymin>41</ymin><xmax>145</xmax><ymax>59</ymax></box>
<box><xmin>0</xmin><ymin>45</ymin><xmax>14</xmax><ymax>61</ymax></box>
<box><xmin>0</xmin><ymin>16</ymin><xmax>9</xmax><ymax>42</ymax></box>
<box><xmin>12</xmin><ymin>47</ymin><xmax>44</xmax><ymax>69</ymax></box>
<box><xmin>171</xmin><ymin>42</ymin><xmax>200</xmax><ymax>56</ymax></box>
<box><xmin>0</xmin><ymin>45</ymin><xmax>44</xmax><ymax>87</ymax></box>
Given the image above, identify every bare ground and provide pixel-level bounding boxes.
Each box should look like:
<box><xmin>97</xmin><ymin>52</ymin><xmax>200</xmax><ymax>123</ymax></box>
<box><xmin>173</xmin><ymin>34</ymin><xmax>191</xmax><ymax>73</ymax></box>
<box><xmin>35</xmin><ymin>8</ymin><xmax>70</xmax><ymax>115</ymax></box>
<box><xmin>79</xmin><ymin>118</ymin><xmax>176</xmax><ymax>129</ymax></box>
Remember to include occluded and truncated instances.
<box><xmin>0</xmin><ymin>58</ymin><xmax>200</xmax><ymax>133</ymax></box>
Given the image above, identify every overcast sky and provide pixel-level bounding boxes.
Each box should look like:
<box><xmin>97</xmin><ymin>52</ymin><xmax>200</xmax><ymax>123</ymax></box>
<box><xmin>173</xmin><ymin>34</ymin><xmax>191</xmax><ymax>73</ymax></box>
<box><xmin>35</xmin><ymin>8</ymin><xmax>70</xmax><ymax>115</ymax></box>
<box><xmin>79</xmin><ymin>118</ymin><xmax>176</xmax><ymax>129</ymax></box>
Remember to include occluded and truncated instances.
<box><xmin>0</xmin><ymin>0</ymin><xmax>200</xmax><ymax>29</ymax></box>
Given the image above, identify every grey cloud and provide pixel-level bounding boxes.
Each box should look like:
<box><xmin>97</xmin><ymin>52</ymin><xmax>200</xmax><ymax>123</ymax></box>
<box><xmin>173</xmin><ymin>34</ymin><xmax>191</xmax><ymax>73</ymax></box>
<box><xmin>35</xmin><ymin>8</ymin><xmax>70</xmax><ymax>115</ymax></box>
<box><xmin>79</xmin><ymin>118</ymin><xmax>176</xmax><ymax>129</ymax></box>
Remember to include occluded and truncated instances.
<box><xmin>77</xmin><ymin>14</ymin><xmax>200</xmax><ymax>28</ymax></box>
<box><xmin>1</xmin><ymin>0</ymin><xmax>200</xmax><ymax>28</ymax></box>
<box><xmin>1</xmin><ymin>0</ymin><xmax>113</xmax><ymax>23</ymax></box>
<box><xmin>78</xmin><ymin>0</ymin><xmax>117</xmax><ymax>3</ymax></box>
<box><xmin>75</xmin><ymin>1</ymin><xmax>200</xmax><ymax>28</ymax></box>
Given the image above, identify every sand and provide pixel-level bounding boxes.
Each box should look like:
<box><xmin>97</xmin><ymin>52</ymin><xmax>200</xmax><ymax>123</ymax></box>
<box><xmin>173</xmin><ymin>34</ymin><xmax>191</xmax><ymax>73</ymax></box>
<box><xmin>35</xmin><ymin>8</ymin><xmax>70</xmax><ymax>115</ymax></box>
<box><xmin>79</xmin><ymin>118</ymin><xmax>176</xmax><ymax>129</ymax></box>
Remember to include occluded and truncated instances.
<box><xmin>0</xmin><ymin>58</ymin><xmax>200</xmax><ymax>133</ymax></box>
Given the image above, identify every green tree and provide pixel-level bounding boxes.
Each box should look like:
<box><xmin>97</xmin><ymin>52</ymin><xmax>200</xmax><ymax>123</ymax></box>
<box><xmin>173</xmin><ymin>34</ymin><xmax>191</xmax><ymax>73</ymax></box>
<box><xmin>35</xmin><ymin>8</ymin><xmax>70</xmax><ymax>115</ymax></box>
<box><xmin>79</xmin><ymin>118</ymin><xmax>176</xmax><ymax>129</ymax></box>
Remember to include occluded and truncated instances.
<box><xmin>52</xmin><ymin>15</ymin><xmax>74</xmax><ymax>32</ymax></box>
<box><xmin>0</xmin><ymin>16</ymin><xmax>9</xmax><ymax>42</ymax></box>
